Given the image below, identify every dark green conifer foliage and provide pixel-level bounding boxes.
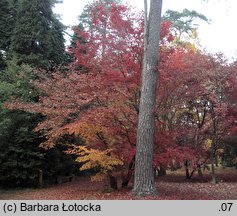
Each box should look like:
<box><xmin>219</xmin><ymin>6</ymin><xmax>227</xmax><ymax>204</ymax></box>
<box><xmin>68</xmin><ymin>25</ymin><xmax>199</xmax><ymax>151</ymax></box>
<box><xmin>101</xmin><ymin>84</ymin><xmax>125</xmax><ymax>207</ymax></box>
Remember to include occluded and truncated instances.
<box><xmin>0</xmin><ymin>0</ymin><xmax>16</xmax><ymax>53</ymax></box>
<box><xmin>0</xmin><ymin>62</ymin><xmax>44</xmax><ymax>187</ymax></box>
<box><xmin>0</xmin><ymin>0</ymin><xmax>17</xmax><ymax>69</ymax></box>
<box><xmin>9</xmin><ymin>0</ymin><xmax>65</xmax><ymax>69</ymax></box>
<box><xmin>0</xmin><ymin>0</ymin><xmax>68</xmax><ymax>187</ymax></box>
<box><xmin>0</xmin><ymin>110</ymin><xmax>44</xmax><ymax>187</ymax></box>
<box><xmin>0</xmin><ymin>53</ymin><xmax>6</xmax><ymax>71</ymax></box>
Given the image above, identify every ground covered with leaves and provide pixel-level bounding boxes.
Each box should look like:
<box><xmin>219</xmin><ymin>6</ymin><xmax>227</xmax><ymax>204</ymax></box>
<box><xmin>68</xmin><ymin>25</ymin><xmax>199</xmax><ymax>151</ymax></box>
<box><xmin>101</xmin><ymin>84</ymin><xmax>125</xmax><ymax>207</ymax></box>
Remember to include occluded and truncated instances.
<box><xmin>1</xmin><ymin>168</ymin><xmax>237</xmax><ymax>200</ymax></box>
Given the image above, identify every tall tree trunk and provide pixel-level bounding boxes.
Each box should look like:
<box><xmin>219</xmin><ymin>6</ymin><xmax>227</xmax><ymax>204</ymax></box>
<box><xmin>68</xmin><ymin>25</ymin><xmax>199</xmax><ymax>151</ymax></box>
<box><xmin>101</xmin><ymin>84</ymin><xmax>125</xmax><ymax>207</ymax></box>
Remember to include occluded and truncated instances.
<box><xmin>122</xmin><ymin>155</ymin><xmax>135</xmax><ymax>188</ymax></box>
<box><xmin>197</xmin><ymin>166</ymin><xmax>203</xmax><ymax>178</ymax></box>
<box><xmin>184</xmin><ymin>160</ymin><xmax>191</xmax><ymax>179</ymax></box>
<box><xmin>210</xmin><ymin>145</ymin><xmax>217</xmax><ymax>183</ymax></box>
<box><xmin>133</xmin><ymin>0</ymin><xmax>163</xmax><ymax>196</ymax></box>
<box><xmin>109</xmin><ymin>175</ymin><xmax>118</xmax><ymax>190</ymax></box>
<box><xmin>38</xmin><ymin>169</ymin><xmax>43</xmax><ymax>188</ymax></box>
<box><xmin>215</xmin><ymin>154</ymin><xmax>219</xmax><ymax>167</ymax></box>
<box><xmin>210</xmin><ymin>112</ymin><xmax>218</xmax><ymax>183</ymax></box>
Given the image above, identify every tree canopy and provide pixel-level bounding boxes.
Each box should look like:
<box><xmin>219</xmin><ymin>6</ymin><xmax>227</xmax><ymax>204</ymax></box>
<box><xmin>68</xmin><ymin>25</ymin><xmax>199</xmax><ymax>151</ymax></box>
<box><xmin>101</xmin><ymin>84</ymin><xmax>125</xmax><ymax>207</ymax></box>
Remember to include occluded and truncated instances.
<box><xmin>1</xmin><ymin>0</ymin><xmax>237</xmax><ymax>194</ymax></box>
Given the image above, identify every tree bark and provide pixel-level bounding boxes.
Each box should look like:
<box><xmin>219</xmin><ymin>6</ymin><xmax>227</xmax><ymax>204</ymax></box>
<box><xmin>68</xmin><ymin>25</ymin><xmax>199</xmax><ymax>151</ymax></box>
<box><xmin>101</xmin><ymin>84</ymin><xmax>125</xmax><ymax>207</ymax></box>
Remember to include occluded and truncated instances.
<box><xmin>109</xmin><ymin>175</ymin><xmax>118</xmax><ymax>190</ymax></box>
<box><xmin>197</xmin><ymin>166</ymin><xmax>203</xmax><ymax>178</ymax></box>
<box><xmin>210</xmin><ymin>147</ymin><xmax>217</xmax><ymax>183</ymax></box>
<box><xmin>122</xmin><ymin>155</ymin><xmax>135</xmax><ymax>188</ymax></box>
<box><xmin>210</xmin><ymin>111</ymin><xmax>218</xmax><ymax>183</ymax></box>
<box><xmin>157</xmin><ymin>166</ymin><xmax>166</xmax><ymax>176</ymax></box>
<box><xmin>133</xmin><ymin>0</ymin><xmax>163</xmax><ymax>196</ymax></box>
<box><xmin>184</xmin><ymin>160</ymin><xmax>191</xmax><ymax>179</ymax></box>
<box><xmin>38</xmin><ymin>169</ymin><xmax>43</xmax><ymax>188</ymax></box>
<box><xmin>215</xmin><ymin>154</ymin><xmax>219</xmax><ymax>167</ymax></box>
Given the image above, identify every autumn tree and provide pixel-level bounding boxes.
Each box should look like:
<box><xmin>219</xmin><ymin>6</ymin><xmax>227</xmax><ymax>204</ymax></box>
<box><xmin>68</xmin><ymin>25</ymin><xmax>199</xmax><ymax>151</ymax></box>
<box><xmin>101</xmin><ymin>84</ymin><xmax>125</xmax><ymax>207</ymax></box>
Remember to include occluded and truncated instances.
<box><xmin>6</xmin><ymin>0</ymin><xmax>177</xmax><ymax>190</ymax></box>
<box><xmin>222</xmin><ymin>62</ymin><xmax>237</xmax><ymax>167</ymax></box>
<box><xmin>5</xmin><ymin>1</ymin><xmax>144</xmax><ymax>189</ymax></box>
<box><xmin>203</xmin><ymin>54</ymin><xmax>233</xmax><ymax>183</ymax></box>
<box><xmin>5</xmin><ymin>0</ymin><xmax>234</xmax><ymax>190</ymax></box>
<box><xmin>153</xmin><ymin>49</ymin><xmax>207</xmax><ymax>178</ymax></box>
<box><xmin>157</xmin><ymin>49</ymin><xmax>235</xmax><ymax>181</ymax></box>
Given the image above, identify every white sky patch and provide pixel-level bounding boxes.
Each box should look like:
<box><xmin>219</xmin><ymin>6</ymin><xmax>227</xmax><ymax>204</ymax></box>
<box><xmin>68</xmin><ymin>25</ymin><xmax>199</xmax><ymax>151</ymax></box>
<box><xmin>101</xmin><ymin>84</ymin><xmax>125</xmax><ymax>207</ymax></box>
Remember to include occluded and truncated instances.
<box><xmin>54</xmin><ymin>0</ymin><xmax>237</xmax><ymax>60</ymax></box>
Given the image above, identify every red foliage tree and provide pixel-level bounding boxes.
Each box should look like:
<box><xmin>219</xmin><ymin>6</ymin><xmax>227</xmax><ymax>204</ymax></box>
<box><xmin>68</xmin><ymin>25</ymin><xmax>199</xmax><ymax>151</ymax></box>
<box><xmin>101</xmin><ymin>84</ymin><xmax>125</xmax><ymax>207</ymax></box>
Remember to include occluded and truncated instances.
<box><xmin>5</xmin><ymin>0</ymin><xmax>237</xmax><ymax>189</ymax></box>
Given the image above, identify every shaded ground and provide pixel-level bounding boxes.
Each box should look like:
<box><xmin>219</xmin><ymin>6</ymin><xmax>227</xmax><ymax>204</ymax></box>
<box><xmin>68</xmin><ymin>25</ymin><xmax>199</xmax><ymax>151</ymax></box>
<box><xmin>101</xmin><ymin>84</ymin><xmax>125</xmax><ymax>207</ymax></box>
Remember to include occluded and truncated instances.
<box><xmin>0</xmin><ymin>167</ymin><xmax>237</xmax><ymax>200</ymax></box>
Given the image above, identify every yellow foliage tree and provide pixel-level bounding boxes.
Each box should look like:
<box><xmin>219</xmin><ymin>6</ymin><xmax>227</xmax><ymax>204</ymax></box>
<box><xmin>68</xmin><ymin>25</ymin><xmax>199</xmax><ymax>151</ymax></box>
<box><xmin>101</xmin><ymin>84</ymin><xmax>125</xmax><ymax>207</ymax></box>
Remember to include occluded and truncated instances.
<box><xmin>68</xmin><ymin>146</ymin><xmax>123</xmax><ymax>182</ymax></box>
<box><xmin>203</xmin><ymin>138</ymin><xmax>212</xmax><ymax>151</ymax></box>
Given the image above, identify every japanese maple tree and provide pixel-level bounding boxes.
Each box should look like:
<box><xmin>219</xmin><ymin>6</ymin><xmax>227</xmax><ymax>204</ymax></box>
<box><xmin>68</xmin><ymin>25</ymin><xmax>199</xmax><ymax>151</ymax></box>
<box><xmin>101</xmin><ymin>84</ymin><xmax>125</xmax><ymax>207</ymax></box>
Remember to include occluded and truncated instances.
<box><xmin>5</xmin><ymin>0</ymin><xmax>236</xmax><ymax>191</ymax></box>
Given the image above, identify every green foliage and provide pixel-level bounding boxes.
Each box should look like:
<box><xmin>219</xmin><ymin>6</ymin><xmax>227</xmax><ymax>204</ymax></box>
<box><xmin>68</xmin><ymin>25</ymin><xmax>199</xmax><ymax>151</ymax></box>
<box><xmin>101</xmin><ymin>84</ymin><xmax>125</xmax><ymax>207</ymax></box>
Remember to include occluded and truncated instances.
<box><xmin>78</xmin><ymin>0</ymin><xmax>123</xmax><ymax>29</ymax></box>
<box><xmin>0</xmin><ymin>0</ymin><xmax>16</xmax><ymax>53</ymax></box>
<box><xmin>163</xmin><ymin>9</ymin><xmax>209</xmax><ymax>49</ymax></box>
<box><xmin>70</xmin><ymin>24</ymin><xmax>87</xmax><ymax>49</ymax></box>
<box><xmin>0</xmin><ymin>0</ymin><xmax>68</xmax><ymax>187</ymax></box>
<box><xmin>163</xmin><ymin>9</ymin><xmax>209</xmax><ymax>38</ymax></box>
<box><xmin>0</xmin><ymin>52</ymin><xmax>6</xmax><ymax>70</ymax></box>
<box><xmin>43</xmin><ymin>144</ymin><xmax>76</xmax><ymax>184</ymax></box>
<box><xmin>0</xmin><ymin>62</ymin><xmax>44</xmax><ymax>187</ymax></box>
<box><xmin>46</xmin><ymin>17</ymin><xmax>66</xmax><ymax>67</ymax></box>
<box><xmin>0</xmin><ymin>110</ymin><xmax>44</xmax><ymax>187</ymax></box>
<box><xmin>9</xmin><ymin>0</ymin><xmax>66</xmax><ymax>69</ymax></box>
<box><xmin>38</xmin><ymin>135</ymin><xmax>85</xmax><ymax>184</ymax></box>
<box><xmin>0</xmin><ymin>0</ymin><xmax>18</xmax><ymax>70</ymax></box>
<box><xmin>222</xmin><ymin>136</ymin><xmax>237</xmax><ymax>167</ymax></box>
<box><xmin>0</xmin><ymin>60</ymin><xmax>36</xmax><ymax>102</ymax></box>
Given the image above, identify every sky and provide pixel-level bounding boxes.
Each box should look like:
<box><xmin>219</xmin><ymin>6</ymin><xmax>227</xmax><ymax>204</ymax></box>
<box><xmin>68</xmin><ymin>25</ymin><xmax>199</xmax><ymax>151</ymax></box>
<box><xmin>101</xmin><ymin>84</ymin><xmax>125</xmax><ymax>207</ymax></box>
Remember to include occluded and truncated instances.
<box><xmin>54</xmin><ymin>0</ymin><xmax>237</xmax><ymax>61</ymax></box>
